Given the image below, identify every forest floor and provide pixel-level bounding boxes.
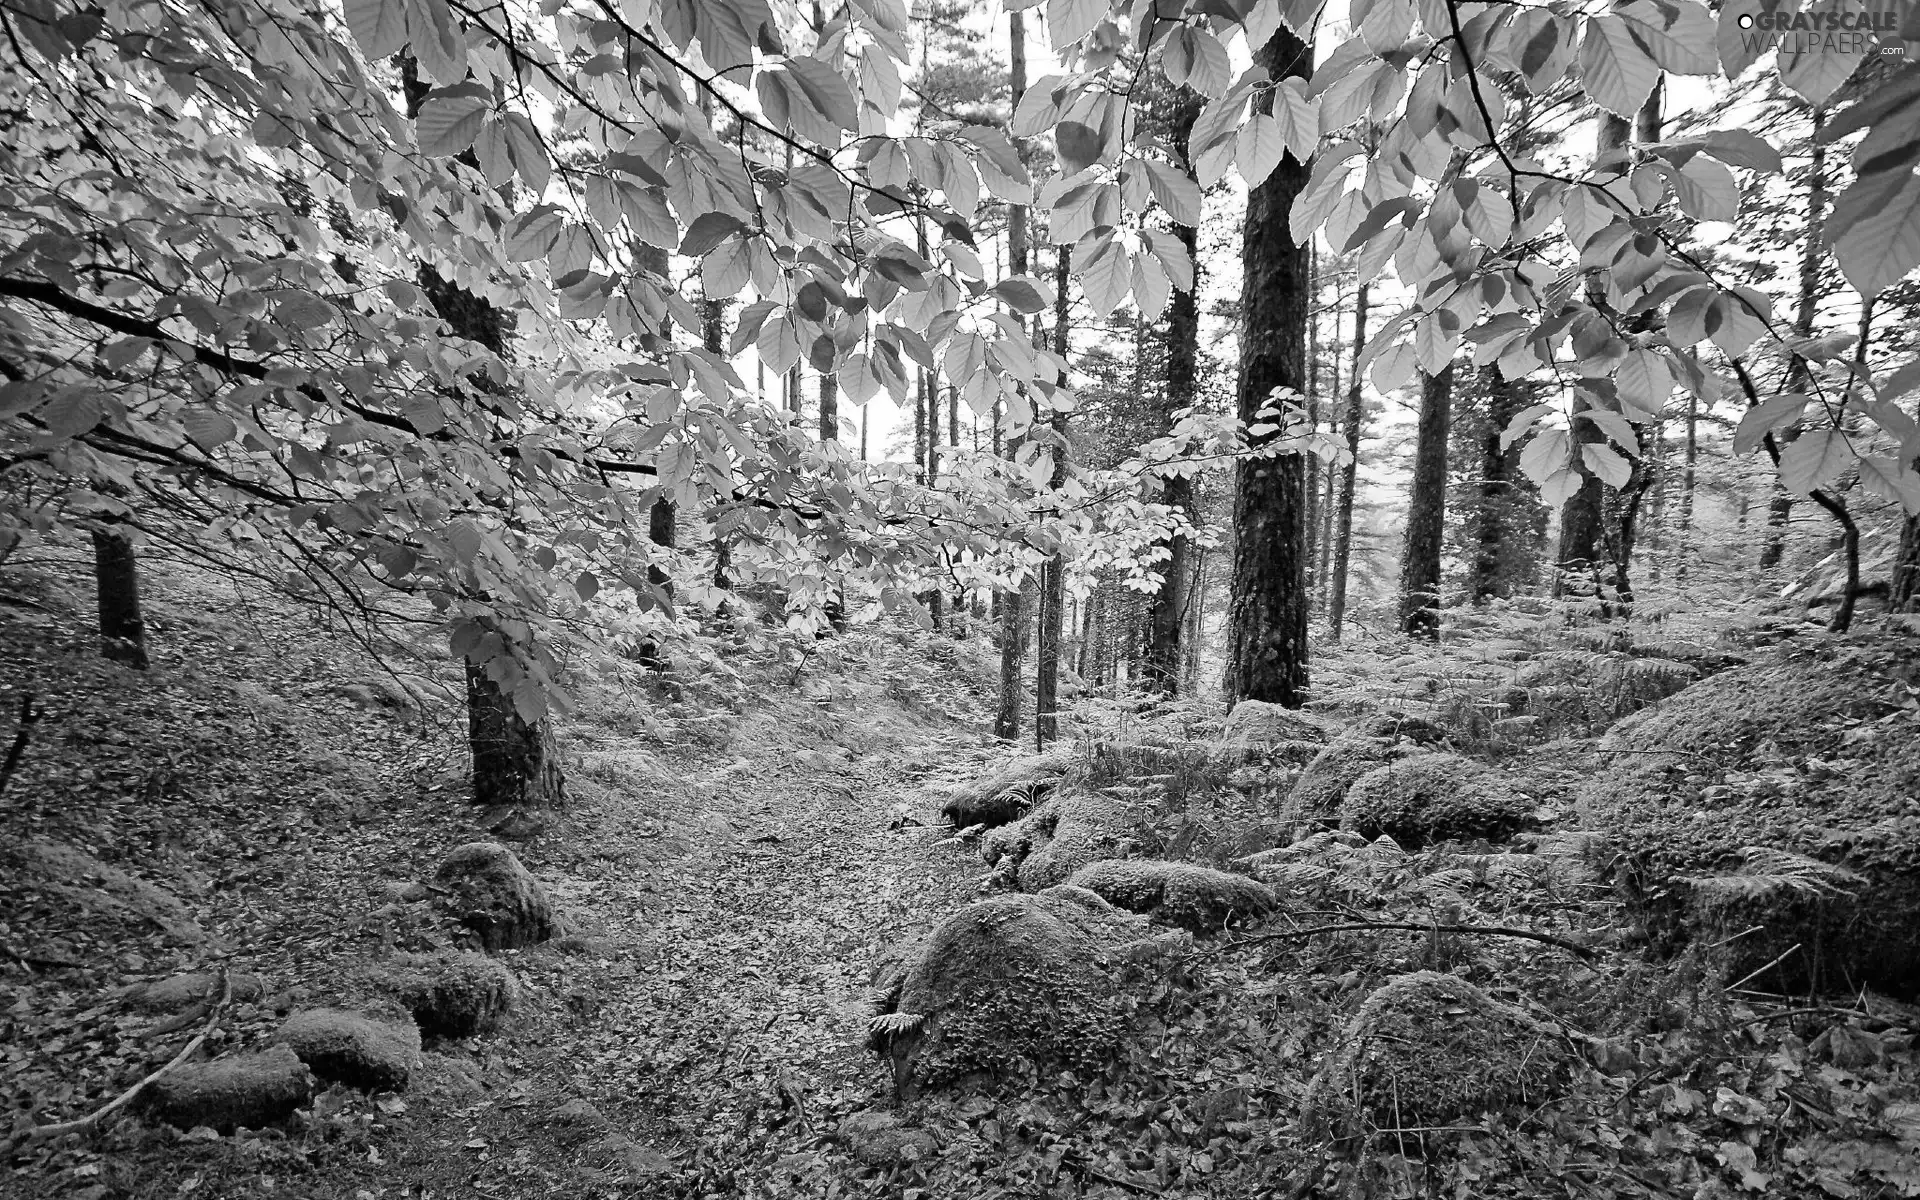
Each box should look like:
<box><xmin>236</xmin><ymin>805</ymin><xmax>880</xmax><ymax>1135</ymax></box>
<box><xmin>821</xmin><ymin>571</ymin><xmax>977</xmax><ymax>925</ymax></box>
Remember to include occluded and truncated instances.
<box><xmin>4</xmin><ymin>558</ymin><xmax>1920</xmax><ymax>1199</ymax></box>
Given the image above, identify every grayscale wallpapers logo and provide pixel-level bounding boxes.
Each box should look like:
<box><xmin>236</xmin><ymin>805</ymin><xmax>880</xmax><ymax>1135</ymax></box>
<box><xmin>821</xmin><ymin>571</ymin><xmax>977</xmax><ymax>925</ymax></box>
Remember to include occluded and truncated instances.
<box><xmin>1735</xmin><ymin>6</ymin><xmax>1912</xmax><ymax>56</ymax></box>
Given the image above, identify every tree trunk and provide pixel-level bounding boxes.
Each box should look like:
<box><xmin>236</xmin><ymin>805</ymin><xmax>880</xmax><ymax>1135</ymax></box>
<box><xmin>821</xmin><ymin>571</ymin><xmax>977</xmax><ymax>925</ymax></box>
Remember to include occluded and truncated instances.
<box><xmin>1675</xmin><ymin>392</ymin><xmax>1697</xmax><ymax>580</ymax></box>
<box><xmin>1762</xmin><ymin>104</ymin><xmax>1828</xmax><ymax>571</ymax></box>
<box><xmin>1327</xmin><ymin>281</ymin><xmax>1369</xmax><ymax>640</ymax></box>
<box><xmin>1036</xmin><ymin>245</ymin><xmax>1072</xmax><ymax>747</ymax></box>
<box><xmin>1225</xmin><ymin>22</ymin><xmax>1313</xmax><ymax>706</ymax></box>
<box><xmin>1399</xmin><ymin>363</ymin><xmax>1454</xmax><ymax>638</ymax></box>
<box><xmin>994</xmin><ymin>7</ymin><xmax>1031</xmax><ymax>742</ymax></box>
<box><xmin>1894</xmin><ymin>513</ymin><xmax>1920</xmax><ymax>612</ymax></box>
<box><xmin>403</xmin><ymin>60</ymin><xmax>564</xmax><ymax>809</ymax></box>
<box><xmin>1144</xmin><ymin>94</ymin><xmax>1201</xmax><ymax>694</ymax></box>
<box><xmin>1304</xmin><ymin>247</ymin><xmax>1321</xmax><ymax>585</ymax></box>
<box><xmin>92</xmin><ymin>527</ymin><xmax>148</xmax><ymax>669</ymax></box>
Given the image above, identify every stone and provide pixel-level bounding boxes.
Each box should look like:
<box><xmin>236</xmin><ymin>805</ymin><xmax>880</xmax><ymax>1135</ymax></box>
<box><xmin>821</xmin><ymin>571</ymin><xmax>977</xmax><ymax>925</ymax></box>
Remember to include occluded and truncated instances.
<box><xmin>141</xmin><ymin>1045</ymin><xmax>313</xmax><ymax>1132</ymax></box>
<box><xmin>868</xmin><ymin>886</ymin><xmax>1158</xmax><ymax>1093</ymax></box>
<box><xmin>1222</xmin><ymin>700</ymin><xmax>1327</xmax><ymax>746</ymax></box>
<box><xmin>937</xmin><ymin>750</ymin><xmax>1073</xmax><ymax>830</ymax></box>
<box><xmin>838</xmin><ymin>1111</ymin><xmax>938</xmax><ymax>1166</ymax></box>
<box><xmin>276</xmin><ymin>1007</ymin><xmax>421</xmax><ymax>1092</ymax></box>
<box><xmin>432</xmin><ymin>842</ymin><xmax>556</xmax><ymax>951</ymax></box>
<box><xmin>1340</xmin><ymin>754</ymin><xmax>1533</xmax><ymax>848</ymax></box>
<box><xmin>1064</xmin><ymin>860</ymin><xmax>1276</xmax><ymax>934</ymax></box>
<box><xmin>367</xmin><ymin>950</ymin><xmax>518</xmax><ymax>1039</ymax></box>
<box><xmin>130</xmin><ymin>972</ymin><xmax>266</xmax><ymax>1012</ymax></box>
<box><xmin>1288</xmin><ymin>736</ymin><xmax>1396</xmax><ymax>825</ymax></box>
<box><xmin>980</xmin><ymin>789</ymin><xmax>1144</xmax><ymax>892</ymax></box>
<box><xmin>1299</xmin><ymin>972</ymin><xmax>1569</xmax><ymax>1140</ymax></box>
<box><xmin>549</xmin><ymin>1097</ymin><xmax>612</xmax><ymax>1146</ymax></box>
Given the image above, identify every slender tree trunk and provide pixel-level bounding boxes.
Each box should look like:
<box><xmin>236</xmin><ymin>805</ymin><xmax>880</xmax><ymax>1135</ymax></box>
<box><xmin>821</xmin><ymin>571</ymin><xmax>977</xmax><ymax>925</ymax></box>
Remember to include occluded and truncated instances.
<box><xmin>1318</xmin><ymin>313</ymin><xmax>1340</xmax><ymax>608</ymax></box>
<box><xmin>1399</xmin><ymin>364</ymin><xmax>1454</xmax><ymax>638</ymax></box>
<box><xmin>1304</xmin><ymin>248</ymin><xmax>1321</xmax><ymax>586</ymax></box>
<box><xmin>1327</xmin><ymin>281</ymin><xmax>1369</xmax><ymax>640</ymax></box>
<box><xmin>1675</xmin><ymin>392</ymin><xmax>1698</xmax><ymax>581</ymax></box>
<box><xmin>1036</xmin><ymin>245</ymin><xmax>1071</xmax><ymax>748</ymax></box>
<box><xmin>1144</xmin><ymin>93</ymin><xmax>1201</xmax><ymax>694</ymax></box>
<box><xmin>1226</xmin><ymin>22</ymin><xmax>1313</xmax><ymax>706</ymax></box>
<box><xmin>1763</xmin><ymin>104</ymin><xmax>1828</xmax><ymax>571</ymax></box>
<box><xmin>92</xmin><ymin>527</ymin><xmax>148</xmax><ymax>669</ymax></box>
<box><xmin>1894</xmin><ymin>513</ymin><xmax>1920</xmax><ymax>612</ymax></box>
<box><xmin>993</xmin><ymin>8</ymin><xmax>1031</xmax><ymax>742</ymax></box>
<box><xmin>402</xmin><ymin>60</ymin><xmax>563</xmax><ymax>809</ymax></box>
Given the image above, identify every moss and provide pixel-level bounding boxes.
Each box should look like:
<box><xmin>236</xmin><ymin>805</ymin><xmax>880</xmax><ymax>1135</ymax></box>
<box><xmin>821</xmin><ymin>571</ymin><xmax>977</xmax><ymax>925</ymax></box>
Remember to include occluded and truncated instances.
<box><xmin>277</xmin><ymin>1007</ymin><xmax>421</xmax><ymax>1092</ymax></box>
<box><xmin>1289</xmin><ymin>737</ymin><xmax>1396</xmax><ymax>826</ymax></box>
<box><xmin>432</xmin><ymin>841</ymin><xmax>555</xmax><ymax>952</ymax></box>
<box><xmin>980</xmin><ymin>789</ymin><xmax>1143</xmax><ymax>891</ymax></box>
<box><xmin>1223</xmin><ymin>701</ymin><xmax>1328</xmax><ymax>746</ymax></box>
<box><xmin>1340</xmin><ymin>754</ymin><xmax>1533</xmax><ymax>848</ymax></box>
<box><xmin>1064</xmin><ymin>859</ymin><xmax>1275</xmax><ymax>934</ymax></box>
<box><xmin>370</xmin><ymin>951</ymin><xmax>518</xmax><ymax>1039</ymax></box>
<box><xmin>937</xmin><ymin>750</ymin><xmax>1074</xmax><ymax>829</ymax></box>
<box><xmin>870</xmin><ymin>888</ymin><xmax>1148</xmax><ymax>1091</ymax></box>
<box><xmin>1299</xmin><ymin>972</ymin><xmax>1567</xmax><ymax>1139</ymax></box>
<box><xmin>142</xmin><ymin>1045</ymin><xmax>314</xmax><ymax>1132</ymax></box>
<box><xmin>1582</xmin><ymin>637</ymin><xmax>1920</xmax><ymax>994</ymax></box>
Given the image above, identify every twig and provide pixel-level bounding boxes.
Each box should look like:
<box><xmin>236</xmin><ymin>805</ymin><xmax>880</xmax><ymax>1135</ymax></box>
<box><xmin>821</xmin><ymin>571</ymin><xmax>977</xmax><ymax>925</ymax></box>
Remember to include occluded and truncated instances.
<box><xmin>1</xmin><ymin>971</ymin><xmax>231</xmax><ymax>1155</ymax></box>
<box><xmin>1195</xmin><ymin>920</ymin><xmax>1599</xmax><ymax>961</ymax></box>
<box><xmin>1727</xmin><ymin>943</ymin><xmax>1803</xmax><ymax>992</ymax></box>
<box><xmin>0</xmin><ymin>692</ymin><xmax>43</xmax><ymax>801</ymax></box>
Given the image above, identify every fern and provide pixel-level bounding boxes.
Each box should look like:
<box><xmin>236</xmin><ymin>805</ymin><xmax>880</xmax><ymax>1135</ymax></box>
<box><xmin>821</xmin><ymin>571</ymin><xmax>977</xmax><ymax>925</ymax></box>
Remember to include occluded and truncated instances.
<box><xmin>1686</xmin><ymin>846</ymin><xmax>1866</xmax><ymax>912</ymax></box>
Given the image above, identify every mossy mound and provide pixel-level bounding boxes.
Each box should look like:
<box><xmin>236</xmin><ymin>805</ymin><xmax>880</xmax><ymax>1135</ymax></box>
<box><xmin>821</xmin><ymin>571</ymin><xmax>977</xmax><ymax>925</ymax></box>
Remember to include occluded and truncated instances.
<box><xmin>277</xmin><ymin>1007</ymin><xmax>421</xmax><ymax>1092</ymax></box>
<box><xmin>1299</xmin><ymin>972</ymin><xmax>1568</xmax><ymax>1140</ymax></box>
<box><xmin>1580</xmin><ymin>637</ymin><xmax>1920</xmax><ymax>995</ymax></box>
<box><xmin>980</xmin><ymin>789</ymin><xmax>1144</xmax><ymax>891</ymax></box>
<box><xmin>1288</xmin><ymin>736</ymin><xmax>1397</xmax><ymax>826</ymax></box>
<box><xmin>937</xmin><ymin>750</ymin><xmax>1073</xmax><ymax>829</ymax></box>
<box><xmin>1222</xmin><ymin>700</ymin><xmax>1328</xmax><ymax>746</ymax></box>
<box><xmin>868</xmin><ymin>887</ymin><xmax>1153</xmax><ymax>1092</ymax></box>
<box><xmin>129</xmin><ymin>972</ymin><xmax>267</xmax><ymax>1012</ymax></box>
<box><xmin>432</xmin><ymin>842</ymin><xmax>556</xmax><ymax>952</ymax></box>
<box><xmin>1064</xmin><ymin>860</ymin><xmax>1276</xmax><ymax>934</ymax></box>
<box><xmin>141</xmin><ymin>1045</ymin><xmax>314</xmax><ymax>1132</ymax></box>
<box><xmin>369</xmin><ymin>950</ymin><xmax>519</xmax><ymax>1039</ymax></box>
<box><xmin>1340</xmin><ymin>754</ymin><xmax>1533</xmax><ymax>848</ymax></box>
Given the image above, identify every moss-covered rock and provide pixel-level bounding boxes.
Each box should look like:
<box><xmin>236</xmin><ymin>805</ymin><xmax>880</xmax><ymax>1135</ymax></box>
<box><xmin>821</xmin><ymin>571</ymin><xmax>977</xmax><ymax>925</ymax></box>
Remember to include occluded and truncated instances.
<box><xmin>1299</xmin><ymin>972</ymin><xmax>1568</xmax><ymax>1140</ymax></box>
<box><xmin>369</xmin><ymin>951</ymin><xmax>518</xmax><ymax>1039</ymax></box>
<box><xmin>838</xmin><ymin>1111</ymin><xmax>939</xmax><ymax>1165</ymax></box>
<box><xmin>980</xmin><ymin>789</ymin><xmax>1143</xmax><ymax>891</ymax></box>
<box><xmin>1064</xmin><ymin>860</ymin><xmax>1276</xmax><ymax>934</ymax></box>
<box><xmin>129</xmin><ymin>972</ymin><xmax>267</xmax><ymax>1012</ymax></box>
<box><xmin>936</xmin><ymin>750</ymin><xmax>1073</xmax><ymax>829</ymax></box>
<box><xmin>277</xmin><ymin>1007</ymin><xmax>421</xmax><ymax>1091</ymax></box>
<box><xmin>141</xmin><ymin>1045</ymin><xmax>314</xmax><ymax>1132</ymax></box>
<box><xmin>432</xmin><ymin>842</ymin><xmax>555</xmax><ymax>951</ymax></box>
<box><xmin>868</xmin><ymin>887</ymin><xmax>1155</xmax><ymax>1093</ymax></box>
<box><xmin>1288</xmin><ymin>736</ymin><xmax>1396</xmax><ymax>826</ymax></box>
<box><xmin>1223</xmin><ymin>700</ymin><xmax>1328</xmax><ymax>746</ymax></box>
<box><xmin>1580</xmin><ymin>637</ymin><xmax>1920</xmax><ymax>995</ymax></box>
<box><xmin>1341</xmin><ymin>754</ymin><xmax>1533</xmax><ymax>848</ymax></box>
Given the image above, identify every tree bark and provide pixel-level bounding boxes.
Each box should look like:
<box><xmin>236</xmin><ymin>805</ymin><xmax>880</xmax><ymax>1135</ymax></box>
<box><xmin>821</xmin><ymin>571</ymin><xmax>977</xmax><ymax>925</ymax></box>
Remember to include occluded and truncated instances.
<box><xmin>1225</xmin><ymin>23</ymin><xmax>1313</xmax><ymax>706</ymax></box>
<box><xmin>1762</xmin><ymin>104</ymin><xmax>1828</xmax><ymax>571</ymax></box>
<box><xmin>1036</xmin><ymin>244</ymin><xmax>1071</xmax><ymax>747</ymax></box>
<box><xmin>1399</xmin><ymin>363</ymin><xmax>1454</xmax><ymax>639</ymax></box>
<box><xmin>1327</xmin><ymin>281</ymin><xmax>1368</xmax><ymax>639</ymax></box>
<box><xmin>1144</xmin><ymin>94</ymin><xmax>1201</xmax><ymax>695</ymax></box>
<box><xmin>993</xmin><ymin>8</ymin><xmax>1031</xmax><ymax>741</ymax></box>
<box><xmin>92</xmin><ymin>527</ymin><xmax>148</xmax><ymax>669</ymax></box>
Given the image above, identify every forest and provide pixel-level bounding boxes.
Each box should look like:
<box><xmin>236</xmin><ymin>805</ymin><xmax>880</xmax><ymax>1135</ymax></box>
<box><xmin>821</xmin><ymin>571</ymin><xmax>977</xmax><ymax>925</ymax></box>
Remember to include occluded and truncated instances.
<box><xmin>2</xmin><ymin>0</ymin><xmax>1920</xmax><ymax>1195</ymax></box>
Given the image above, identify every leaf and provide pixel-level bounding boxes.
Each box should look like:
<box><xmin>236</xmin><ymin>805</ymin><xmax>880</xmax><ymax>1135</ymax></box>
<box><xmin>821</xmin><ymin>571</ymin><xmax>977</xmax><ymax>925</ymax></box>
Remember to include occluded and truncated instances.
<box><xmin>1080</xmin><ymin>237</ymin><xmax>1131</xmax><ymax>318</ymax></box>
<box><xmin>1143</xmin><ymin>160</ymin><xmax>1201</xmax><ymax>225</ymax></box>
<box><xmin>1615</xmin><ymin>349</ymin><xmax>1674</xmax><ymax>416</ymax></box>
<box><xmin>575</xmin><ymin>571</ymin><xmax>600</xmax><ymax>601</ymax></box>
<box><xmin>1779</xmin><ymin>0</ymin><xmax>1869</xmax><ymax>104</ymax></box>
<box><xmin>1582</xmin><ymin>443</ymin><xmax>1632</xmax><ymax>487</ymax></box>
<box><xmin>1828</xmin><ymin>170</ymin><xmax>1920</xmax><ymax>300</ymax></box>
<box><xmin>1674</xmin><ymin>156</ymin><xmax>1739</xmax><ymax>222</ymax></box>
<box><xmin>1164</xmin><ymin>27</ymin><xmax>1232</xmax><ymax>98</ymax></box>
<box><xmin>1579</xmin><ymin>14</ymin><xmax>1661</xmax><ymax>119</ymax></box>
<box><xmin>344</xmin><ymin>0</ymin><xmax>409</xmax><ymax>59</ymax></box>
<box><xmin>1371</xmin><ymin>341</ymin><xmax>1416</xmax><ymax>392</ymax></box>
<box><xmin>1702</xmin><ymin>129</ymin><xmax>1784</xmax><ymax>174</ymax></box>
<box><xmin>416</xmin><ymin>92</ymin><xmax>490</xmax><ymax>158</ymax></box>
<box><xmin>1236</xmin><ymin>113</ymin><xmax>1286</xmax><ymax>187</ymax></box>
<box><xmin>1047</xmin><ymin>0</ymin><xmax>1106</xmax><ymax>49</ymax></box>
<box><xmin>1734</xmin><ymin>392</ymin><xmax>1810</xmax><ymax>456</ymax></box>
<box><xmin>1580</xmin><ymin>405</ymin><xmax>1643</xmax><ymax>453</ymax></box>
<box><xmin>1342</xmin><ymin>196</ymin><xmax>1418</xmax><ymax>252</ymax></box>
<box><xmin>1617</xmin><ymin>0</ymin><xmax>1718</xmax><ymax>75</ymax></box>
<box><xmin>992</xmin><ymin>278</ymin><xmax>1048</xmax><ymax>314</ymax></box>
<box><xmin>183</xmin><ymin>408</ymin><xmax>238</xmax><ymax>450</ymax></box>
<box><xmin>1519</xmin><ymin>426</ymin><xmax>1571</xmax><ymax>485</ymax></box>
<box><xmin>1056</xmin><ymin>121</ymin><xmax>1103</xmax><ymax>174</ymax></box>
<box><xmin>680</xmin><ymin>212</ymin><xmax>746</xmax><ymax>257</ymax></box>
<box><xmin>44</xmin><ymin>390</ymin><xmax>104</xmax><ymax>439</ymax></box>
<box><xmin>1272</xmin><ymin>79</ymin><xmax>1320</xmax><ymax>163</ymax></box>
<box><xmin>783</xmin><ymin>55</ymin><xmax>859</xmax><ymax>134</ymax></box>
<box><xmin>1778</xmin><ymin>426</ymin><xmax>1852</xmax><ymax>496</ymax></box>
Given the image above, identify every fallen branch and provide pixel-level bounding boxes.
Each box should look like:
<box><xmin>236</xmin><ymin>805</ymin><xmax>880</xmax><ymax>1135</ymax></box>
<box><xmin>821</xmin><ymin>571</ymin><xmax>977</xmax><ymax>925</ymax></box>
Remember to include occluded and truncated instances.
<box><xmin>1195</xmin><ymin>921</ymin><xmax>1599</xmax><ymax>961</ymax></box>
<box><xmin>0</xmin><ymin>971</ymin><xmax>230</xmax><ymax>1155</ymax></box>
<box><xmin>0</xmin><ymin>692</ymin><xmax>42</xmax><ymax>801</ymax></box>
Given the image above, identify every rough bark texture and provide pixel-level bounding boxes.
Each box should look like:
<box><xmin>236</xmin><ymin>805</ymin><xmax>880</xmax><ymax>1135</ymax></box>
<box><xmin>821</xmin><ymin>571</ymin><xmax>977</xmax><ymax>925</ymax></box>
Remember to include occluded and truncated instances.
<box><xmin>1144</xmin><ymin>96</ymin><xmax>1201</xmax><ymax>695</ymax></box>
<box><xmin>1225</xmin><ymin>25</ymin><xmax>1313</xmax><ymax>707</ymax></box>
<box><xmin>91</xmin><ymin>527</ymin><xmax>148</xmax><ymax>669</ymax></box>
<box><xmin>994</xmin><ymin>10</ymin><xmax>1030</xmax><ymax>742</ymax></box>
<box><xmin>1036</xmin><ymin>246</ymin><xmax>1071</xmax><ymax>748</ymax></box>
<box><xmin>1327</xmin><ymin>282</ymin><xmax>1368</xmax><ymax>640</ymax></box>
<box><xmin>1762</xmin><ymin>106</ymin><xmax>1827</xmax><ymax>571</ymax></box>
<box><xmin>1399</xmin><ymin>364</ymin><xmax>1453</xmax><ymax>639</ymax></box>
<box><xmin>1894</xmin><ymin>514</ymin><xmax>1920</xmax><ymax>612</ymax></box>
